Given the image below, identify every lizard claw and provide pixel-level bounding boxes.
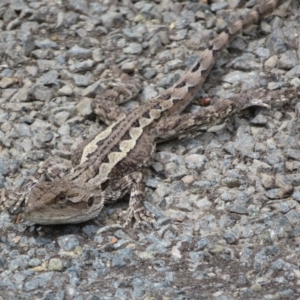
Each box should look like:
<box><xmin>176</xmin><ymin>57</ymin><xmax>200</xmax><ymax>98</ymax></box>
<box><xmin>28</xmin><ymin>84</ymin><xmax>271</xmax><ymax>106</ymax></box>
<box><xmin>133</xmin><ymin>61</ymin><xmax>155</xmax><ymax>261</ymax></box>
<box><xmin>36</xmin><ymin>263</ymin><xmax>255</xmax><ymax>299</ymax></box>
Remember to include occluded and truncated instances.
<box><xmin>120</xmin><ymin>206</ymin><xmax>155</xmax><ymax>229</ymax></box>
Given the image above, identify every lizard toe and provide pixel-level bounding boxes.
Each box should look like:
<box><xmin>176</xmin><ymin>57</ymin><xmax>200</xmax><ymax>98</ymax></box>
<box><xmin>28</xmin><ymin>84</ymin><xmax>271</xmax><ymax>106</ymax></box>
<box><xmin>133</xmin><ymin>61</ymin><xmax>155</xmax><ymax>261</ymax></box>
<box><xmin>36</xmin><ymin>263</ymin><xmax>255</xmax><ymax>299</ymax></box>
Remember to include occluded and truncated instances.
<box><xmin>120</xmin><ymin>206</ymin><xmax>155</xmax><ymax>229</ymax></box>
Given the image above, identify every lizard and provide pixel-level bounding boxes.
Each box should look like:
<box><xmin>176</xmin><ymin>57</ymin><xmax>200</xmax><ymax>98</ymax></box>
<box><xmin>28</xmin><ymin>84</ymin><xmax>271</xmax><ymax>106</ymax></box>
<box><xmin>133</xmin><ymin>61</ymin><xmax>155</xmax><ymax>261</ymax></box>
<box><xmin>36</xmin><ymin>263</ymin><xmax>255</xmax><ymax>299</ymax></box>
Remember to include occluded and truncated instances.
<box><xmin>0</xmin><ymin>0</ymin><xmax>291</xmax><ymax>226</ymax></box>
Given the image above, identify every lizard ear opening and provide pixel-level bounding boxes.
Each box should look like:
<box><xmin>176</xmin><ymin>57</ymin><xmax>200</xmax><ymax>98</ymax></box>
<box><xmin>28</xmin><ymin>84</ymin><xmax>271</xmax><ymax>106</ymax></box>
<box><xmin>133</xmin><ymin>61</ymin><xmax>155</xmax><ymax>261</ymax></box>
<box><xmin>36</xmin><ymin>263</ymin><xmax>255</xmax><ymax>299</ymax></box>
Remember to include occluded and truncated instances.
<box><xmin>87</xmin><ymin>196</ymin><xmax>94</xmax><ymax>207</ymax></box>
<box><xmin>101</xmin><ymin>180</ymin><xmax>109</xmax><ymax>190</ymax></box>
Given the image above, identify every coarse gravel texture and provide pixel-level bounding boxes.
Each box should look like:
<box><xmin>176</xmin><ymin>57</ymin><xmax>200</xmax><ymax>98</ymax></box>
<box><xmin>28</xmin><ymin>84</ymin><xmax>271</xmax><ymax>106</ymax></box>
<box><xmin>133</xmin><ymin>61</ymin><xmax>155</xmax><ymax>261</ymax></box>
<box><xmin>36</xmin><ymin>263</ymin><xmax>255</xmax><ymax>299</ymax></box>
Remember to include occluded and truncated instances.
<box><xmin>1</xmin><ymin>0</ymin><xmax>300</xmax><ymax>299</ymax></box>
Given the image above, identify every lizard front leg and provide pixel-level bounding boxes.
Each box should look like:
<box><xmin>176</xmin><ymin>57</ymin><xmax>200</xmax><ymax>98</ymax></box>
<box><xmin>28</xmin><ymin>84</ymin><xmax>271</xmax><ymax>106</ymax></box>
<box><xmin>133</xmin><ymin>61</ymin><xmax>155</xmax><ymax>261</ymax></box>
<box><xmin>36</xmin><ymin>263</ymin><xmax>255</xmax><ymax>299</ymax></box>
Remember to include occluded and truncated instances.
<box><xmin>1</xmin><ymin>160</ymin><xmax>70</xmax><ymax>213</ymax></box>
<box><xmin>100</xmin><ymin>132</ymin><xmax>156</xmax><ymax>227</ymax></box>
<box><xmin>92</xmin><ymin>99</ymin><xmax>127</xmax><ymax>125</ymax></box>
<box><xmin>101</xmin><ymin>56</ymin><xmax>141</xmax><ymax>105</ymax></box>
<box><xmin>103</xmin><ymin>172</ymin><xmax>153</xmax><ymax>227</ymax></box>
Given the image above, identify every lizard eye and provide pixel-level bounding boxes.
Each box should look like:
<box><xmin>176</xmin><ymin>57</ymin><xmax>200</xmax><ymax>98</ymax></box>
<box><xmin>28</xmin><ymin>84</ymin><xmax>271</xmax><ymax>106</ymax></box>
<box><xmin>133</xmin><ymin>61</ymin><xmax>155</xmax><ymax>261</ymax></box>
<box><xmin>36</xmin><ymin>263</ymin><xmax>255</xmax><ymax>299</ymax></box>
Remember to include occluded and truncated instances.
<box><xmin>57</xmin><ymin>193</ymin><xmax>65</xmax><ymax>202</ymax></box>
<box><xmin>87</xmin><ymin>196</ymin><xmax>94</xmax><ymax>207</ymax></box>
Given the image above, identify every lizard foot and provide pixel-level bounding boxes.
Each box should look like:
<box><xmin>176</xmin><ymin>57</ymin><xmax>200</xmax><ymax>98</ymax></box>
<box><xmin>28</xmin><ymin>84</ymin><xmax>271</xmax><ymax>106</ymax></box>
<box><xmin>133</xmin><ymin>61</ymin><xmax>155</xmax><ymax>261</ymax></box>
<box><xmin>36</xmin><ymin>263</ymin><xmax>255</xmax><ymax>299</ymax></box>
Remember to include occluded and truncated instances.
<box><xmin>1</xmin><ymin>187</ymin><xmax>28</xmax><ymax>214</ymax></box>
<box><xmin>120</xmin><ymin>204</ymin><xmax>155</xmax><ymax>229</ymax></box>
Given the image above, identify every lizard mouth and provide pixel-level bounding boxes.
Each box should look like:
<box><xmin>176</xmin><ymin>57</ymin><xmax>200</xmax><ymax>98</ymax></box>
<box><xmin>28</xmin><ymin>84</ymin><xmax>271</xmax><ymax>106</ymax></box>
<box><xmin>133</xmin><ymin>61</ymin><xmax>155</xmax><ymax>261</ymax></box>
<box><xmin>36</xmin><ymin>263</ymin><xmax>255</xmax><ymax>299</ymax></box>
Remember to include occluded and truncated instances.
<box><xmin>23</xmin><ymin>209</ymin><xmax>99</xmax><ymax>225</ymax></box>
<box><xmin>23</xmin><ymin>194</ymin><xmax>103</xmax><ymax>225</ymax></box>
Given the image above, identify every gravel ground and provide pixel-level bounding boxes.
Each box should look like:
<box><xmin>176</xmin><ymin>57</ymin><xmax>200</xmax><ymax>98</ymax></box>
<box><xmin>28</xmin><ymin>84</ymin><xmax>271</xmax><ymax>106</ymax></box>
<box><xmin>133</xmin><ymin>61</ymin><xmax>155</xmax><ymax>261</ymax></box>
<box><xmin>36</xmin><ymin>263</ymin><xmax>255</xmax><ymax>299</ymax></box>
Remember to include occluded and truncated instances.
<box><xmin>1</xmin><ymin>0</ymin><xmax>300</xmax><ymax>299</ymax></box>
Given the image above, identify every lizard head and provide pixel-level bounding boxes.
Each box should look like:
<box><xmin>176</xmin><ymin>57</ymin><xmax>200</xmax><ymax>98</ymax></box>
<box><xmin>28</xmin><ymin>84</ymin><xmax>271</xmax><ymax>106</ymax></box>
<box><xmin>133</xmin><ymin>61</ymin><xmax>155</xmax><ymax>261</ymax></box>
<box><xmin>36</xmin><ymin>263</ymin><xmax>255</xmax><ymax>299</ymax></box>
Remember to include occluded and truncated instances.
<box><xmin>23</xmin><ymin>179</ymin><xmax>103</xmax><ymax>225</ymax></box>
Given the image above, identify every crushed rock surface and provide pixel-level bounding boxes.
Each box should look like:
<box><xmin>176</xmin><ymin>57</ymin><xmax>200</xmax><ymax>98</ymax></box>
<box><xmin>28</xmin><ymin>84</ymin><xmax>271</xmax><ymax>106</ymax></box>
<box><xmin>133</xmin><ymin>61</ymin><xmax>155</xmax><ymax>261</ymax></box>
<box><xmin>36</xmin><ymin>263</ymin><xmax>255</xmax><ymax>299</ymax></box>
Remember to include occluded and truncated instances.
<box><xmin>0</xmin><ymin>0</ymin><xmax>300</xmax><ymax>299</ymax></box>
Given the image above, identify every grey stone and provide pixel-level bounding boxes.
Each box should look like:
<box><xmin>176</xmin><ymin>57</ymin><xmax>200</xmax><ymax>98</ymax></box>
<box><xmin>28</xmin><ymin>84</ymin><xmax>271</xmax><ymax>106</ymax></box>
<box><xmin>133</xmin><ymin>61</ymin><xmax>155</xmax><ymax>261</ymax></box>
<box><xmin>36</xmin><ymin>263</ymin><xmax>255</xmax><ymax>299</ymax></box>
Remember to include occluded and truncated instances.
<box><xmin>0</xmin><ymin>78</ymin><xmax>15</xmax><ymax>89</ymax></box>
<box><xmin>73</xmin><ymin>74</ymin><xmax>93</xmax><ymax>87</ymax></box>
<box><xmin>82</xmin><ymin>225</ymin><xmax>97</xmax><ymax>237</ymax></box>
<box><xmin>286</xmin><ymin>65</ymin><xmax>300</xmax><ymax>78</ymax></box>
<box><xmin>255</xmin><ymin>47</ymin><xmax>270</xmax><ymax>58</ymax></box>
<box><xmin>25</xmin><ymin>66</ymin><xmax>38</xmax><ymax>76</ymax></box>
<box><xmin>211</xmin><ymin>2</ymin><xmax>229</xmax><ymax>11</ymax></box>
<box><xmin>195</xmin><ymin>197</ymin><xmax>212</xmax><ymax>210</ymax></box>
<box><xmin>197</xmin><ymin>237</ymin><xmax>210</xmax><ymax>250</ymax></box>
<box><xmin>24</xmin><ymin>272</ymin><xmax>54</xmax><ymax>292</ymax></box>
<box><xmin>37</xmin><ymin>70</ymin><xmax>59</xmax><ymax>86</ymax></box>
<box><xmin>223</xmin><ymin>70</ymin><xmax>249</xmax><ymax>84</ymax></box>
<box><xmin>57</xmin><ymin>85</ymin><xmax>73</xmax><ymax>96</ymax></box>
<box><xmin>21</xmin><ymin>32</ymin><xmax>35</xmax><ymax>57</ymax></box>
<box><xmin>0</xmin><ymin>157</ymin><xmax>10</xmax><ymax>176</ymax></box>
<box><xmin>143</xmin><ymin>67</ymin><xmax>157</xmax><ymax>79</ymax></box>
<box><xmin>92</xmin><ymin>49</ymin><xmax>104</xmax><ymax>62</ymax></box>
<box><xmin>284</xmin><ymin>149</ymin><xmax>300</xmax><ymax>160</ymax></box>
<box><xmin>223</xmin><ymin>230</ymin><xmax>239</xmax><ymax>244</ymax></box>
<box><xmin>253</xmin><ymin>246</ymin><xmax>280</xmax><ymax>272</ymax></box>
<box><xmin>226</xmin><ymin>204</ymin><xmax>248</xmax><ymax>215</ymax></box>
<box><xmin>81</xmin><ymin>81</ymin><xmax>101</xmax><ymax>97</ymax></box>
<box><xmin>68</xmin><ymin>0</ymin><xmax>88</xmax><ymax>13</ymax></box>
<box><xmin>278</xmin><ymin>50</ymin><xmax>298</xmax><ymax>70</ymax></box>
<box><xmin>3</xmin><ymin>7</ymin><xmax>18</xmax><ymax>23</ymax></box>
<box><xmin>37</xmin><ymin>59</ymin><xmax>57</xmax><ymax>72</ymax></box>
<box><xmin>140</xmin><ymin>85</ymin><xmax>158</xmax><ymax>101</ymax></box>
<box><xmin>35</xmin><ymin>39</ymin><xmax>59</xmax><ymax>49</ymax></box>
<box><xmin>101</xmin><ymin>12</ymin><xmax>124</xmax><ymax>28</ymax></box>
<box><xmin>9</xmin><ymin>255</ymin><xmax>29</xmax><ymax>271</ymax></box>
<box><xmin>111</xmin><ymin>248</ymin><xmax>133</xmax><ymax>268</ymax></box>
<box><xmin>28</xmin><ymin>258</ymin><xmax>42</xmax><ymax>267</ymax></box>
<box><xmin>67</xmin><ymin>45</ymin><xmax>92</xmax><ymax>59</ymax></box>
<box><xmin>31</xmin><ymin>85</ymin><xmax>54</xmax><ymax>101</ymax></box>
<box><xmin>234</xmin><ymin>127</ymin><xmax>254</xmax><ymax>153</ymax></box>
<box><xmin>16</xmin><ymin>123</ymin><xmax>32</xmax><ymax>137</ymax></box>
<box><xmin>292</xmin><ymin>190</ymin><xmax>300</xmax><ymax>202</ymax></box>
<box><xmin>158</xmin><ymin>73</ymin><xmax>180</xmax><ymax>89</ymax></box>
<box><xmin>266</xmin><ymin>29</ymin><xmax>289</xmax><ymax>54</ymax></box>
<box><xmin>57</xmin><ymin>235</ymin><xmax>80</xmax><ymax>251</ymax></box>
<box><xmin>273</xmin><ymin>215</ymin><xmax>293</xmax><ymax>238</ymax></box>
<box><xmin>69</xmin><ymin>60</ymin><xmax>95</xmax><ymax>73</ymax></box>
<box><xmin>185</xmin><ymin>154</ymin><xmax>206</xmax><ymax>171</ymax></box>
<box><xmin>146</xmin><ymin>239</ymin><xmax>172</xmax><ymax>254</ymax></box>
<box><xmin>54</xmin><ymin>111</ymin><xmax>71</xmax><ymax>126</ymax></box>
<box><xmin>11</xmin><ymin>88</ymin><xmax>29</xmax><ymax>102</ymax></box>
<box><xmin>250</xmin><ymin>114</ymin><xmax>268</xmax><ymax>126</ymax></box>
<box><xmin>123</xmin><ymin>43</ymin><xmax>143</xmax><ymax>55</ymax></box>
<box><xmin>265</xmin><ymin>187</ymin><xmax>293</xmax><ymax>199</ymax></box>
<box><xmin>169</xmin><ymin>29</ymin><xmax>188</xmax><ymax>41</ymax></box>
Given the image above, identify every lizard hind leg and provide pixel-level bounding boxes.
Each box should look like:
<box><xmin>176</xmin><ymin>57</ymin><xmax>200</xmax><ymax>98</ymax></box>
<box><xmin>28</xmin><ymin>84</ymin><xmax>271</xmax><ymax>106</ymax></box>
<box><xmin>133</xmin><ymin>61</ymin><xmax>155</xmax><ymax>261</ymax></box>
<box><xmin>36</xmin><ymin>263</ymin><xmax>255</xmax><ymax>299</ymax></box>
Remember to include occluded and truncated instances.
<box><xmin>152</xmin><ymin>88</ymin><xmax>295</xmax><ymax>143</ymax></box>
<box><xmin>92</xmin><ymin>99</ymin><xmax>127</xmax><ymax>125</ymax></box>
<box><xmin>103</xmin><ymin>172</ymin><xmax>155</xmax><ymax>228</ymax></box>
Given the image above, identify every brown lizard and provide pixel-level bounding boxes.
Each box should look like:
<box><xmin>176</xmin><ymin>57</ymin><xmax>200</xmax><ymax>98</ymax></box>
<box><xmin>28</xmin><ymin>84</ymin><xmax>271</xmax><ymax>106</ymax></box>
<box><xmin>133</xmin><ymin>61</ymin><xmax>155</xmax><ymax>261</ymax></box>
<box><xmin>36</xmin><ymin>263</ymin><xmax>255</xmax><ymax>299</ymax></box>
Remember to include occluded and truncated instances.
<box><xmin>1</xmin><ymin>0</ymin><xmax>291</xmax><ymax>225</ymax></box>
